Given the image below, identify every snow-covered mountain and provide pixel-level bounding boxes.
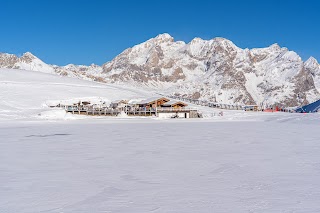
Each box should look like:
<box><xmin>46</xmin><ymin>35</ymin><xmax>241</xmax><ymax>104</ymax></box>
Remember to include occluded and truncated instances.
<box><xmin>101</xmin><ymin>33</ymin><xmax>320</xmax><ymax>107</ymax></box>
<box><xmin>0</xmin><ymin>52</ymin><xmax>55</xmax><ymax>73</ymax></box>
<box><xmin>0</xmin><ymin>52</ymin><xmax>104</xmax><ymax>81</ymax></box>
<box><xmin>1</xmin><ymin>33</ymin><xmax>320</xmax><ymax>107</ymax></box>
<box><xmin>305</xmin><ymin>57</ymin><xmax>320</xmax><ymax>94</ymax></box>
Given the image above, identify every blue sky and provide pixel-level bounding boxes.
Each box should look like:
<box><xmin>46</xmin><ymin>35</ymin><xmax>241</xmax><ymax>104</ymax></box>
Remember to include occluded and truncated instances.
<box><xmin>0</xmin><ymin>0</ymin><xmax>319</xmax><ymax>65</ymax></box>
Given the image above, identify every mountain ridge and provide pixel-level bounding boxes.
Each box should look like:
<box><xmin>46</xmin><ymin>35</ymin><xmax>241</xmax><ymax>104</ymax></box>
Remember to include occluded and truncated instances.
<box><xmin>1</xmin><ymin>33</ymin><xmax>320</xmax><ymax>107</ymax></box>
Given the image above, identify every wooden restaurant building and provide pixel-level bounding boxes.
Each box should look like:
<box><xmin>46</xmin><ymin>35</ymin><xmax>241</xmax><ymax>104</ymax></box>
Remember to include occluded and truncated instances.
<box><xmin>134</xmin><ymin>97</ymin><xmax>199</xmax><ymax>118</ymax></box>
<box><xmin>54</xmin><ymin>96</ymin><xmax>201</xmax><ymax>118</ymax></box>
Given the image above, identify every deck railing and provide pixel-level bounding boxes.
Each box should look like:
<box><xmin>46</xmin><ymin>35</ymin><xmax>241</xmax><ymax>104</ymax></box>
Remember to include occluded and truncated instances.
<box><xmin>161</xmin><ymin>94</ymin><xmax>246</xmax><ymax>110</ymax></box>
<box><xmin>156</xmin><ymin>107</ymin><xmax>197</xmax><ymax>112</ymax></box>
<box><xmin>63</xmin><ymin>105</ymin><xmax>199</xmax><ymax>116</ymax></box>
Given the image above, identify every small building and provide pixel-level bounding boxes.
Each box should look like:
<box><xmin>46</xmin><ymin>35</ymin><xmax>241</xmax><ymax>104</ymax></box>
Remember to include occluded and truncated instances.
<box><xmin>110</xmin><ymin>100</ymin><xmax>128</xmax><ymax>109</ymax></box>
<box><xmin>244</xmin><ymin>105</ymin><xmax>260</xmax><ymax>111</ymax></box>
<box><xmin>157</xmin><ymin>100</ymin><xmax>199</xmax><ymax>118</ymax></box>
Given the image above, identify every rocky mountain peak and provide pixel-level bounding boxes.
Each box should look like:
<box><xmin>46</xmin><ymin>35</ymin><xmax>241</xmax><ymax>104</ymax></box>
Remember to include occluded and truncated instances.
<box><xmin>268</xmin><ymin>43</ymin><xmax>281</xmax><ymax>51</ymax></box>
<box><xmin>20</xmin><ymin>52</ymin><xmax>37</xmax><ymax>63</ymax></box>
<box><xmin>22</xmin><ymin>51</ymin><xmax>36</xmax><ymax>57</ymax></box>
<box><xmin>305</xmin><ymin>57</ymin><xmax>319</xmax><ymax>68</ymax></box>
<box><xmin>190</xmin><ymin>37</ymin><xmax>204</xmax><ymax>43</ymax></box>
<box><xmin>0</xmin><ymin>52</ymin><xmax>18</xmax><ymax>68</ymax></box>
<box><xmin>212</xmin><ymin>37</ymin><xmax>236</xmax><ymax>45</ymax></box>
<box><xmin>153</xmin><ymin>33</ymin><xmax>174</xmax><ymax>43</ymax></box>
<box><xmin>304</xmin><ymin>57</ymin><xmax>320</xmax><ymax>92</ymax></box>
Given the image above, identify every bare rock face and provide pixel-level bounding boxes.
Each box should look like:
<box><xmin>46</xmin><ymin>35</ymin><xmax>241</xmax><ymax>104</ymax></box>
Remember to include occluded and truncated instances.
<box><xmin>0</xmin><ymin>52</ymin><xmax>54</xmax><ymax>73</ymax></box>
<box><xmin>101</xmin><ymin>33</ymin><xmax>188</xmax><ymax>85</ymax></box>
<box><xmin>20</xmin><ymin>52</ymin><xmax>36</xmax><ymax>63</ymax></box>
<box><xmin>0</xmin><ymin>53</ymin><xmax>19</xmax><ymax>68</ymax></box>
<box><xmin>53</xmin><ymin>63</ymin><xmax>103</xmax><ymax>81</ymax></box>
<box><xmin>0</xmin><ymin>52</ymin><xmax>104</xmax><ymax>79</ymax></box>
<box><xmin>1</xmin><ymin>33</ymin><xmax>319</xmax><ymax>106</ymax></box>
<box><xmin>192</xmin><ymin>92</ymin><xmax>201</xmax><ymax>99</ymax></box>
<box><xmin>305</xmin><ymin>57</ymin><xmax>320</xmax><ymax>93</ymax></box>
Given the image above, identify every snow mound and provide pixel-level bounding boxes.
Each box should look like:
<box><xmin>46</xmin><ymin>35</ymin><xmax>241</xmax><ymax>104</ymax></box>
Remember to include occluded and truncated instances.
<box><xmin>117</xmin><ymin>111</ymin><xmax>129</xmax><ymax>118</ymax></box>
<box><xmin>38</xmin><ymin>109</ymin><xmax>76</xmax><ymax>120</ymax></box>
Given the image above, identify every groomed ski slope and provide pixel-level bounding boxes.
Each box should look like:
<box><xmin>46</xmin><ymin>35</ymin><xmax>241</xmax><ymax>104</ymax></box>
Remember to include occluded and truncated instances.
<box><xmin>0</xmin><ymin>69</ymin><xmax>150</xmax><ymax>120</ymax></box>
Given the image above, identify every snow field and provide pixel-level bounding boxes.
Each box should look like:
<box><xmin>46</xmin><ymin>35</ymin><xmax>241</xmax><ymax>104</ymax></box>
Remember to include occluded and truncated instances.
<box><xmin>1</xmin><ymin>119</ymin><xmax>320</xmax><ymax>212</ymax></box>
